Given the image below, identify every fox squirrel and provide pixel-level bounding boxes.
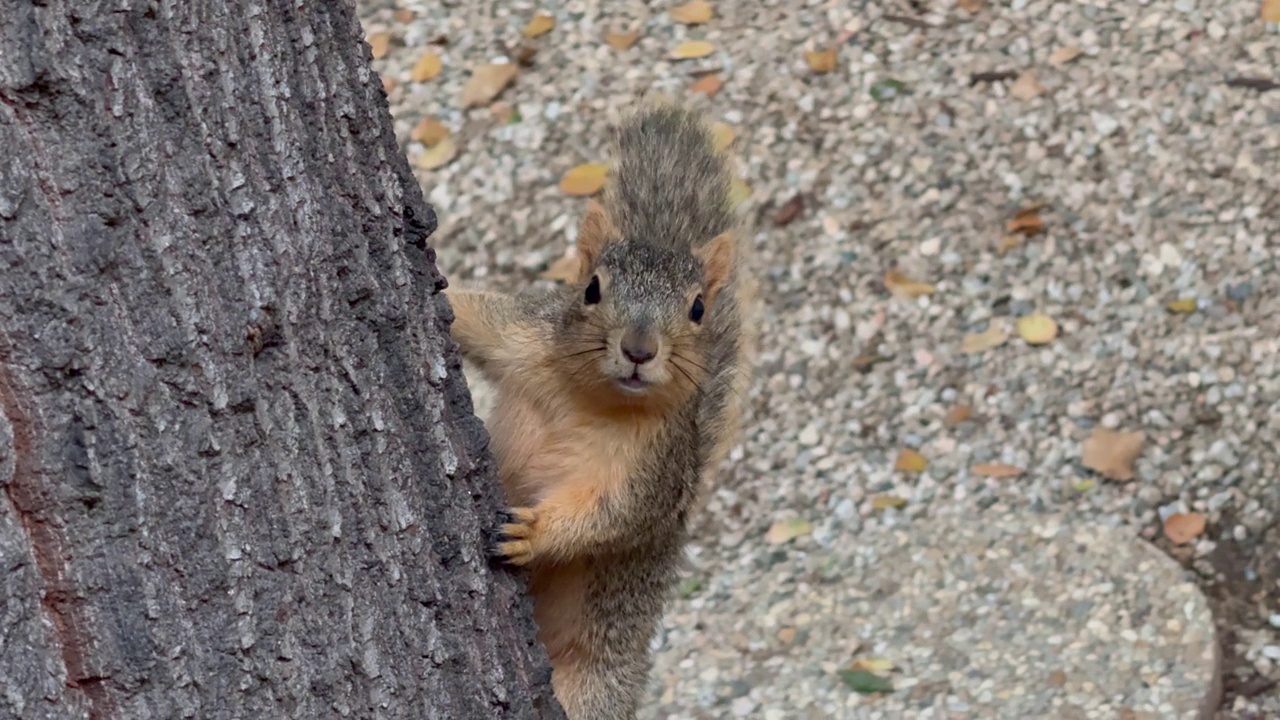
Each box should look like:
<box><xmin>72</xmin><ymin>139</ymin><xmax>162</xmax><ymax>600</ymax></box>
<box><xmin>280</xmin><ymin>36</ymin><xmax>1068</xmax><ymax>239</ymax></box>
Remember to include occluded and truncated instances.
<box><xmin>444</xmin><ymin>103</ymin><xmax>754</xmax><ymax>720</ymax></box>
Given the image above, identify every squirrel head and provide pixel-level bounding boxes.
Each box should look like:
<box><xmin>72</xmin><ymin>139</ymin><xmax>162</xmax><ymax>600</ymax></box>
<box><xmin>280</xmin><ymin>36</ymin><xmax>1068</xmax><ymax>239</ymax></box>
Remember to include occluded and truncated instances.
<box><xmin>552</xmin><ymin>200</ymin><xmax>734</xmax><ymax>411</ymax></box>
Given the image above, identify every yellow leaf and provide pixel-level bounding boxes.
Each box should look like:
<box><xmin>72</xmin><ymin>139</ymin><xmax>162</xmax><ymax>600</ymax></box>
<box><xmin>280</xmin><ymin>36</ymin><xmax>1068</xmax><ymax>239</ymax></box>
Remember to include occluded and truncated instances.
<box><xmin>893</xmin><ymin>449</ymin><xmax>927</xmax><ymax>473</ymax></box>
<box><xmin>523</xmin><ymin>13</ymin><xmax>556</xmax><ymax>38</ymax></box>
<box><xmin>711</xmin><ymin>122</ymin><xmax>735</xmax><ymax>151</ymax></box>
<box><xmin>1263</xmin><ymin>0</ymin><xmax>1280</xmax><ymax>23</ymax></box>
<box><xmin>559</xmin><ymin>163</ymin><xmax>609</xmax><ymax>196</ymax></box>
<box><xmin>671</xmin><ymin>40</ymin><xmax>715</xmax><ymax>60</ymax></box>
<box><xmin>605</xmin><ymin>31</ymin><xmax>639</xmax><ymax>50</ymax></box>
<box><xmin>411</xmin><ymin>117</ymin><xmax>450</xmax><ymax>146</ymax></box>
<box><xmin>689</xmin><ymin>74</ymin><xmax>723</xmax><ymax>97</ymax></box>
<box><xmin>1009</xmin><ymin>70</ymin><xmax>1045</xmax><ymax>101</ymax></box>
<box><xmin>1163</xmin><ymin>513</ymin><xmax>1206</xmax><ymax>545</ymax></box>
<box><xmin>884</xmin><ymin>270</ymin><xmax>935</xmax><ymax>300</ymax></box>
<box><xmin>1166</xmin><ymin>298</ymin><xmax>1197</xmax><ymax>314</ymax></box>
<box><xmin>368</xmin><ymin>32</ymin><xmax>392</xmax><ymax>60</ymax></box>
<box><xmin>1081</xmin><ymin>427</ymin><xmax>1145</xmax><ymax>482</ymax></box>
<box><xmin>540</xmin><ymin>253</ymin><xmax>581</xmax><ymax>282</ymax></box>
<box><xmin>871</xmin><ymin>494</ymin><xmax>908</xmax><ymax>510</ymax></box>
<box><xmin>971</xmin><ymin>463</ymin><xmax>1024</xmax><ymax>479</ymax></box>
<box><xmin>460</xmin><ymin>63</ymin><xmax>518</xmax><ymax>108</ymax></box>
<box><xmin>805</xmin><ymin>47</ymin><xmax>839</xmax><ymax>74</ymax></box>
<box><xmin>416</xmin><ymin>136</ymin><xmax>457</xmax><ymax>170</ymax></box>
<box><xmin>411</xmin><ymin>51</ymin><xmax>443</xmax><ymax>82</ymax></box>
<box><xmin>849</xmin><ymin>658</ymin><xmax>895</xmax><ymax>673</ymax></box>
<box><xmin>671</xmin><ymin>0</ymin><xmax>714</xmax><ymax>24</ymax></box>
<box><xmin>1016</xmin><ymin>314</ymin><xmax>1058</xmax><ymax>345</ymax></box>
<box><xmin>961</xmin><ymin>325</ymin><xmax>1008</xmax><ymax>354</ymax></box>
<box><xmin>764</xmin><ymin>518</ymin><xmax>813</xmax><ymax>545</ymax></box>
<box><xmin>729</xmin><ymin>177</ymin><xmax>750</xmax><ymax>206</ymax></box>
<box><xmin>1048</xmin><ymin>46</ymin><xmax>1084</xmax><ymax>66</ymax></box>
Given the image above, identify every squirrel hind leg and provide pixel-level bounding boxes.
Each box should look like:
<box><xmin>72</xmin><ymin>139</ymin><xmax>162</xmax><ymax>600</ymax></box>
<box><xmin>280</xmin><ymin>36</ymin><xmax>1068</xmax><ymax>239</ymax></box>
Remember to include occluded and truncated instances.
<box><xmin>551</xmin><ymin>653</ymin><xmax>651</xmax><ymax>720</ymax></box>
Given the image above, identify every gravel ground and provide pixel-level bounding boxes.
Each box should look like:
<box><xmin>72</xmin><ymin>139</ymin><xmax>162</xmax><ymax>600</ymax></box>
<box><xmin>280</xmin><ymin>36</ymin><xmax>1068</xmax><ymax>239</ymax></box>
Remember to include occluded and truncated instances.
<box><xmin>357</xmin><ymin>0</ymin><xmax>1279</xmax><ymax>717</ymax></box>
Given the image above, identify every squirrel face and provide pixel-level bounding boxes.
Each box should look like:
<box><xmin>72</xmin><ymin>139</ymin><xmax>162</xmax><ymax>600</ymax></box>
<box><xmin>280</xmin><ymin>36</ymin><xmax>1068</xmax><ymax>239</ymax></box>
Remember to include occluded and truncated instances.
<box><xmin>555</xmin><ymin>201</ymin><xmax>735</xmax><ymax>410</ymax></box>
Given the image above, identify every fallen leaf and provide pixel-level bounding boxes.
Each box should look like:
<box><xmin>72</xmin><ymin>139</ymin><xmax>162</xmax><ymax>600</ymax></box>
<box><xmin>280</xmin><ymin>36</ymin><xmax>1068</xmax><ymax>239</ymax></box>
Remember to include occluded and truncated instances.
<box><xmin>368</xmin><ymin>32</ymin><xmax>393</xmax><ymax>60</ymax></box>
<box><xmin>997</xmin><ymin>235</ymin><xmax>1021</xmax><ymax>255</ymax></box>
<box><xmin>393</xmin><ymin>8</ymin><xmax>415</xmax><ymax>23</ymax></box>
<box><xmin>523</xmin><ymin>13</ymin><xmax>556</xmax><ymax>39</ymax></box>
<box><xmin>515</xmin><ymin>45</ymin><xmax>538</xmax><ymax>67</ymax></box>
<box><xmin>729</xmin><ymin>177</ymin><xmax>750</xmax><ymax>206</ymax></box>
<box><xmin>461</xmin><ymin>63</ymin><xmax>518</xmax><ymax>108</ymax></box>
<box><xmin>1166</xmin><ymin>298</ymin><xmax>1197</xmax><ymax>314</ymax></box>
<box><xmin>711</xmin><ymin>122</ymin><xmax>735</xmax><ymax>151</ymax></box>
<box><xmin>1016</xmin><ymin>314</ymin><xmax>1058</xmax><ymax>345</ymax></box>
<box><xmin>765</xmin><ymin>518</ymin><xmax>813</xmax><ymax>545</ymax></box>
<box><xmin>411</xmin><ymin>51</ymin><xmax>443</xmax><ymax>82</ymax></box>
<box><xmin>1081</xmin><ymin>427</ymin><xmax>1146</xmax><ymax>482</ymax></box>
<box><xmin>1073</xmin><ymin>479</ymin><xmax>1096</xmax><ymax>493</ymax></box>
<box><xmin>411</xmin><ymin>117</ymin><xmax>450</xmax><ymax>146</ymax></box>
<box><xmin>670</xmin><ymin>40</ymin><xmax>714</xmax><ymax>60</ymax></box>
<box><xmin>1006</xmin><ymin>207</ymin><xmax>1045</xmax><ymax>236</ymax></box>
<box><xmin>839</xmin><ymin>669</ymin><xmax>894</xmax><ymax>694</ymax></box>
<box><xmin>1009</xmin><ymin>70</ymin><xmax>1046</xmax><ymax>101</ymax></box>
<box><xmin>805</xmin><ymin>47</ymin><xmax>839</xmax><ymax>74</ymax></box>
<box><xmin>1164</xmin><ymin>513</ymin><xmax>1206</xmax><ymax>545</ymax></box>
<box><xmin>773</xmin><ymin>195</ymin><xmax>804</xmax><ymax>226</ymax></box>
<box><xmin>605</xmin><ymin>31</ymin><xmax>639</xmax><ymax>50</ymax></box>
<box><xmin>893</xmin><ymin>449</ymin><xmax>927</xmax><ymax>473</ymax></box>
<box><xmin>962</xmin><ymin>325</ymin><xmax>1008</xmax><ymax>354</ymax></box>
<box><xmin>689</xmin><ymin>74</ymin><xmax>723</xmax><ymax>96</ymax></box>
<box><xmin>416</xmin><ymin>136</ymin><xmax>457</xmax><ymax>170</ymax></box>
<box><xmin>957</xmin><ymin>0</ymin><xmax>985</xmax><ymax>12</ymax></box>
<box><xmin>849</xmin><ymin>658</ymin><xmax>895</xmax><ymax>673</ymax></box>
<box><xmin>670</xmin><ymin>0</ymin><xmax>714</xmax><ymax>24</ymax></box>
<box><xmin>871</xmin><ymin>494</ymin><xmax>908</xmax><ymax>510</ymax></box>
<box><xmin>972</xmin><ymin>463</ymin><xmax>1024</xmax><ymax>479</ymax></box>
<box><xmin>884</xmin><ymin>270</ymin><xmax>935</xmax><ymax>300</ymax></box>
<box><xmin>1264</xmin><ymin>0</ymin><xmax>1280</xmax><ymax>23</ymax></box>
<box><xmin>1048</xmin><ymin>46</ymin><xmax>1084</xmax><ymax>66</ymax></box>
<box><xmin>559</xmin><ymin>163</ymin><xmax>609</xmax><ymax>196</ymax></box>
<box><xmin>943</xmin><ymin>405</ymin><xmax>973</xmax><ymax>426</ymax></box>
<box><xmin>540</xmin><ymin>253</ymin><xmax>580</xmax><ymax>282</ymax></box>
<box><xmin>489</xmin><ymin>102</ymin><xmax>520</xmax><ymax>123</ymax></box>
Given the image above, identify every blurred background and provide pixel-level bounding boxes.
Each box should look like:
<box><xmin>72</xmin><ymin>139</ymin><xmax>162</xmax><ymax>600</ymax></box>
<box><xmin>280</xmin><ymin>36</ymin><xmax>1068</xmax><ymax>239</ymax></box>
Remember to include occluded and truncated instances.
<box><xmin>358</xmin><ymin>1</ymin><xmax>1278</xmax><ymax>717</ymax></box>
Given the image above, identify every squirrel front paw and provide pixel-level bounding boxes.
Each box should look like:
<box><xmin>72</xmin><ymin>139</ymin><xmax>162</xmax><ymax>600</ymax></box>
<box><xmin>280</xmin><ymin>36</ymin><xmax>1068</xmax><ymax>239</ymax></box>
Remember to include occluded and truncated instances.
<box><xmin>492</xmin><ymin>507</ymin><xmax>539</xmax><ymax>566</ymax></box>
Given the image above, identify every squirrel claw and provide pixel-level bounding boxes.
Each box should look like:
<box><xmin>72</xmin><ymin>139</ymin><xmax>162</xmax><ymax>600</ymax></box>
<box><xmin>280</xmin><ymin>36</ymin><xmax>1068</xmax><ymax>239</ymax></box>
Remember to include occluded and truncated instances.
<box><xmin>490</xmin><ymin>507</ymin><xmax>538</xmax><ymax>565</ymax></box>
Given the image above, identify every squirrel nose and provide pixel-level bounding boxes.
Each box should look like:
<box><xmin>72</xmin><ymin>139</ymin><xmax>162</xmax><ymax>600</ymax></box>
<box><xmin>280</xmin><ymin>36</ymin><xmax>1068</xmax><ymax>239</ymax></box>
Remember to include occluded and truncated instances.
<box><xmin>621</xmin><ymin>329</ymin><xmax>658</xmax><ymax>365</ymax></box>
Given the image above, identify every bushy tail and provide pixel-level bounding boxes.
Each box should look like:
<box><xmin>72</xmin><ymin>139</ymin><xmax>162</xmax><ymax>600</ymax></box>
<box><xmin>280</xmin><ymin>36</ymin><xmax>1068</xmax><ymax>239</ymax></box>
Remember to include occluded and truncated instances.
<box><xmin>604</xmin><ymin>104</ymin><xmax>738</xmax><ymax>249</ymax></box>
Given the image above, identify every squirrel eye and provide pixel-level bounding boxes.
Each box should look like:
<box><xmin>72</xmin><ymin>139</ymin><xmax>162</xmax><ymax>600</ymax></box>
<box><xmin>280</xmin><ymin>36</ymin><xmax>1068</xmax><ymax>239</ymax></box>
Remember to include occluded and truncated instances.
<box><xmin>689</xmin><ymin>295</ymin><xmax>705</xmax><ymax>323</ymax></box>
<box><xmin>584</xmin><ymin>275</ymin><xmax>602</xmax><ymax>305</ymax></box>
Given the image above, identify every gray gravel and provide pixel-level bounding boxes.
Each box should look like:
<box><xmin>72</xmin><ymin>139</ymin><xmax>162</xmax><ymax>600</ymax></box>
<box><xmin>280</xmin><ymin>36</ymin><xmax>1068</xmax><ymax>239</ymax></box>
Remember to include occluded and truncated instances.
<box><xmin>358</xmin><ymin>0</ymin><xmax>1280</xmax><ymax>716</ymax></box>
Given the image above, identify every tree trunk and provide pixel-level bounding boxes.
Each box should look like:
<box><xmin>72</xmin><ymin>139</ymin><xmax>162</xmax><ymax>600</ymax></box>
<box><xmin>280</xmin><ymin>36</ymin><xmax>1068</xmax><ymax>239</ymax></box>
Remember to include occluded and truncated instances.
<box><xmin>0</xmin><ymin>1</ymin><xmax>561</xmax><ymax>718</ymax></box>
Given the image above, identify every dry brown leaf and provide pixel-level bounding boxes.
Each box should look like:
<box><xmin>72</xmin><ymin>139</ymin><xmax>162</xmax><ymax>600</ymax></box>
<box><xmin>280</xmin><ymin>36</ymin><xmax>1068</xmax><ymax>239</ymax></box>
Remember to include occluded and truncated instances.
<box><xmin>1006</xmin><ymin>207</ymin><xmax>1045</xmax><ymax>236</ymax></box>
<box><xmin>515</xmin><ymin>45</ymin><xmax>539</xmax><ymax>67</ymax></box>
<box><xmin>690</xmin><ymin>74</ymin><xmax>723</xmax><ymax>97</ymax></box>
<box><xmin>1081</xmin><ymin>427</ymin><xmax>1146</xmax><ymax>482</ymax></box>
<box><xmin>393</xmin><ymin>8</ymin><xmax>415</xmax><ymax>23</ymax></box>
<box><xmin>559</xmin><ymin>163</ymin><xmax>609</xmax><ymax>196</ymax></box>
<box><xmin>523</xmin><ymin>13</ymin><xmax>556</xmax><ymax>38</ymax></box>
<box><xmin>368</xmin><ymin>32</ymin><xmax>392</xmax><ymax>60</ymax></box>
<box><xmin>540</xmin><ymin>253</ymin><xmax>580</xmax><ymax>282</ymax></box>
<box><xmin>997</xmin><ymin>235</ymin><xmax>1021</xmax><ymax>255</ymax></box>
<box><xmin>411</xmin><ymin>51</ymin><xmax>443</xmax><ymax>82</ymax></box>
<box><xmin>671</xmin><ymin>0</ymin><xmax>714</xmax><ymax>24</ymax></box>
<box><xmin>605</xmin><ymin>31</ymin><xmax>639</xmax><ymax>50</ymax></box>
<box><xmin>1009</xmin><ymin>70</ymin><xmax>1046</xmax><ymax>101</ymax></box>
<box><xmin>1166</xmin><ymin>298</ymin><xmax>1197</xmax><ymax>314</ymax></box>
<box><xmin>773</xmin><ymin>195</ymin><xmax>804</xmax><ymax>226</ymax></box>
<box><xmin>411</xmin><ymin>117</ymin><xmax>450</xmax><ymax>146</ymax></box>
<box><xmin>805</xmin><ymin>47</ymin><xmax>839</xmax><ymax>74</ymax></box>
<box><xmin>461</xmin><ymin>63</ymin><xmax>518</xmax><ymax>108</ymax></box>
<box><xmin>871</xmin><ymin>494</ymin><xmax>908</xmax><ymax>510</ymax></box>
<box><xmin>1048</xmin><ymin>46</ymin><xmax>1084</xmax><ymax>66</ymax></box>
<box><xmin>1263</xmin><ymin>0</ymin><xmax>1280</xmax><ymax>23</ymax></box>
<box><xmin>944</xmin><ymin>405</ymin><xmax>973</xmax><ymax>426</ymax></box>
<box><xmin>957</xmin><ymin>0</ymin><xmax>986</xmax><ymax>12</ymax></box>
<box><xmin>972</xmin><ymin>463</ymin><xmax>1024</xmax><ymax>479</ymax></box>
<box><xmin>962</xmin><ymin>325</ymin><xmax>1008</xmax><ymax>354</ymax></box>
<box><xmin>893</xmin><ymin>449</ymin><xmax>927</xmax><ymax>473</ymax></box>
<box><xmin>1016</xmin><ymin>314</ymin><xmax>1058</xmax><ymax>345</ymax></box>
<box><xmin>416</xmin><ymin>136</ymin><xmax>457</xmax><ymax>170</ymax></box>
<box><xmin>670</xmin><ymin>40</ymin><xmax>715</xmax><ymax>59</ymax></box>
<box><xmin>711</xmin><ymin>122</ymin><xmax>735</xmax><ymax>151</ymax></box>
<box><xmin>1163</xmin><ymin>513</ymin><xmax>1206</xmax><ymax>544</ymax></box>
<box><xmin>884</xmin><ymin>270</ymin><xmax>935</xmax><ymax>300</ymax></box>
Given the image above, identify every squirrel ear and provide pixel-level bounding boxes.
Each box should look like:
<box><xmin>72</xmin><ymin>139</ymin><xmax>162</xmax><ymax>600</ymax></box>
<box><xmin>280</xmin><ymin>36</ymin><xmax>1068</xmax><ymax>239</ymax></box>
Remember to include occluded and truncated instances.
<box><xmin>576</xmin><ymin>199</ymin><xmax>617</xmax><ymax>281</ymax></box>
<box><xmin>695</xmin><ymin>232</ymin><xmax>735</xmax><ymax>301</ymax></box>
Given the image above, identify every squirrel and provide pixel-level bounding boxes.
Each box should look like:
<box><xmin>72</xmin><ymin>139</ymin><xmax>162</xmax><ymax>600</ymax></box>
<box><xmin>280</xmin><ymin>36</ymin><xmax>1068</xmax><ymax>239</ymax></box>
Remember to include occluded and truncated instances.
<box><xmin>443</xmin><ymin>102</ymin><xmax>755</xmax><ymax>720</ymax></box>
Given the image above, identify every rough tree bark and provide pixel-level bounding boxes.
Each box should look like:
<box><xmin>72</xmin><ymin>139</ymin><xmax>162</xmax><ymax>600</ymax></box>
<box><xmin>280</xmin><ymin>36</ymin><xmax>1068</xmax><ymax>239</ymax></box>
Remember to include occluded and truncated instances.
<box><xmin>0</xmin><ymin>1</ymin><xmax>562</xmax><ymax>718</ymax></box>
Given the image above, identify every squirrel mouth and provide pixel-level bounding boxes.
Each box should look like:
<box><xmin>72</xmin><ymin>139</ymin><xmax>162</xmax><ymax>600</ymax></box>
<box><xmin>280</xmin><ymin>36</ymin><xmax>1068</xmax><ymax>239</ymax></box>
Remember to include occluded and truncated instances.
<box><xmin>617</xmin><ymin>373</ymin><xmax>649</xmax><ymax>393</ymax></box>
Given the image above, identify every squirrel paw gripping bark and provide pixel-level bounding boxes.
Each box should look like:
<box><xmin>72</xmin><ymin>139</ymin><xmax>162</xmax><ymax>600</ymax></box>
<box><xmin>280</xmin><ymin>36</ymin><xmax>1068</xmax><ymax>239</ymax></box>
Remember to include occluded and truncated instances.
<box><xmin>494</xmin><ymin>507</ymin><xmax>540</xmax><ymax>566</ymax></box>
